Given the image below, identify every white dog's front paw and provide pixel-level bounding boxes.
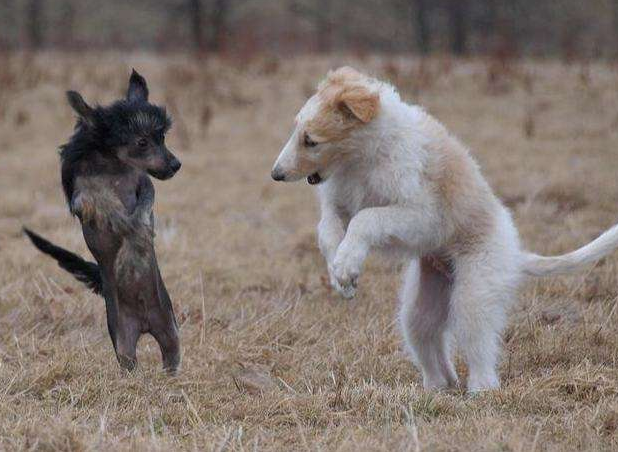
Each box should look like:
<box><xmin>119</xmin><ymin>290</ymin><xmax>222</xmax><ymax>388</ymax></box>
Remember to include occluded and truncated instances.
<box><xmin>328</xmin><ymin>262</ymin><xmax>356</xmax><ymax>299</ymax></box>
<box><xmin>327</xmin><ymin>262</ymin><xmax>342</xmax><ymax>290</ymax></box>
<box><xmin>337</xmin><ymin>280</ymin><xmax>357</xmax><ymax>299</ymax></box>
<box><xmin>331</xmin><ymin>246</ymin><xmax>364</xmax><ymax>299</ymax></box>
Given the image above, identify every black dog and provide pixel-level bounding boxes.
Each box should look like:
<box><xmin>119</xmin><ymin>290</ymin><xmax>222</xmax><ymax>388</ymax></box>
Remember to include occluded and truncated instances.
<box><xmin>25</xmin><ymin>70</ymin><xmax>182</xmax><ymax>373</ymax></box>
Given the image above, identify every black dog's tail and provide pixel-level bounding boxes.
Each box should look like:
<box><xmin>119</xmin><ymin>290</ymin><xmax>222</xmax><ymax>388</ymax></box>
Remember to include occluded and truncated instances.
<box><xmin>23</xmin><ymin>227</ymin><xmax>103</xmax><ymax>294</ymax></box>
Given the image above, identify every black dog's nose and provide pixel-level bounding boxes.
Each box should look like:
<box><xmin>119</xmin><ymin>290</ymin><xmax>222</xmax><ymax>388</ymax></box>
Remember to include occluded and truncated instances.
<box><xmin>170</xmin><ymin>159</ymin><xmax>182</xmax><ymax>173</ymax></box>
<box><xmin>271</xmin><ymin>167</ymin><xmax>285</xmax><ymax>181</ymax></box>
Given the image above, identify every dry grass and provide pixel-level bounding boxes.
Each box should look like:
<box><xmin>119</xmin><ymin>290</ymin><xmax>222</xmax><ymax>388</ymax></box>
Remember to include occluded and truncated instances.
<box><xmin>1</xmin><ymin>52</ymin><xmax>618</xmax><ymax>451</ymax></box>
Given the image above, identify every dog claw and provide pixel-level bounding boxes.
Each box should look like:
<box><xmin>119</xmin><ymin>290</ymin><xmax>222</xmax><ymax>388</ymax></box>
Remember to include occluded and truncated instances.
<box><xmin>329</xmin><ymin>249</ymin><xmax>363</xmax><ymax>299</ymax></box>
<box><xmin>330</xmin><ymin>268</ymin><xmax>359</xmax><ymax>299</ymax></box>
<box><xmin>338</xmin><ymin>283</ymin><xmax>356</xmax><ymax>299</ymax></box>
<box><xmin>328</xmin><ymin>273</ymin><xmax>356</xmax><ymax>299</ymax></box>
<box><xmin>333</xmin><ymin>273</ymin><xmax>358</xmax><ymax>299</ymax></box>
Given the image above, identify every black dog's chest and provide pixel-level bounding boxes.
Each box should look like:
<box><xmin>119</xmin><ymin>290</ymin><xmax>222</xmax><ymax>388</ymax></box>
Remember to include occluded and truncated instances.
<box><xmin>106</xmin><ymin>176</ymin><xmax>140</xmax><ymax>214</ymax></box>
<box><xmin>77</xmin><ymin>174</ymin><xmax>145</xmax><ymax>266</ymax></box>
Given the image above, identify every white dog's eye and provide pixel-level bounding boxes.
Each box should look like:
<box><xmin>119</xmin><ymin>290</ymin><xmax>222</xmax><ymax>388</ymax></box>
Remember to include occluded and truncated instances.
<box><xmin>304</xmin><ymin>132</ymin><xmax>318</xmax><ymax>148</ymax></box>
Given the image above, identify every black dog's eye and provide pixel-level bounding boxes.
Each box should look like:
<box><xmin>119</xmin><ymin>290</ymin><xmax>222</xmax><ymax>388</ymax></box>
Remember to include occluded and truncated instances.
<box><xmin>137</xmin><ymin>138</ymin><xmax>148</xmax><ymax>148</ymax></box>
<box><xmin>304</xmin><ymin>133</ymin><xmax>318</xmax><ymax>148</ymax></box>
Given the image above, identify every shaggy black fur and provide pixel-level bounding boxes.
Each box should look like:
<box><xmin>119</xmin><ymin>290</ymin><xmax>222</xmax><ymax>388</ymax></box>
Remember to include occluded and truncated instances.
<box><xmin>23</xmin><ymin>228</ymin><xmax>103</xmax><ymax>294</ymax></box>
<box><xmin>60</xmin><ymin>77</ymin><xmax>172</xmax><ymax>210</ymax></box>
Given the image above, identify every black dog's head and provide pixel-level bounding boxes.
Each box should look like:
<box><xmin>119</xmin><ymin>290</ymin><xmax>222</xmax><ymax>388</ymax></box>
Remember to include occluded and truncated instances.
<box><xmin>66</xmin><ymin>70</ymin><xmax>181</xmax><ymax>180</ymax></box>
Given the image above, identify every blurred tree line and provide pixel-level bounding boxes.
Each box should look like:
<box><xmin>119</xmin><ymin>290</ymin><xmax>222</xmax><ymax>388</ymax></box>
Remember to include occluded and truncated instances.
<box><xmin>0</xmin><ymin>0</ymin><xmax>617</xmax><ymax>58</ymax></box>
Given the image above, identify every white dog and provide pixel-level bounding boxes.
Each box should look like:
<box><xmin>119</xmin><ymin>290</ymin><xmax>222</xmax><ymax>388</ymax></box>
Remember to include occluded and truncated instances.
<box><xmin>271</xmin><ymin>67</ymin><xmax>618</xmax><ymax>392</ymax></box>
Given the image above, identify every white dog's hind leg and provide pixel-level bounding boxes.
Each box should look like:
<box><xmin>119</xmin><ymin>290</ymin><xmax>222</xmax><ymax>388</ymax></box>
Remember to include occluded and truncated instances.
<box><xmin>399</xmin><ymin>258</ymin><xmax>458</xmax><ymax>390</ymax></box>
<box><xmin>449</xmin><ymin>256</ymin><xmax>514</xmax><ymax>392</ymax></box>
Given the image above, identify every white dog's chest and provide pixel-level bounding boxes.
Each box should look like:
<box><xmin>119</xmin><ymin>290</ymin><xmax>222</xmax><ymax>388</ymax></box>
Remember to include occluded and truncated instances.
<box><xmin>324</xmin><ymin>169</ymin><xmax>411</xmax><ymax>219</ymax></box>
<box><xmin>333</xmin><ymin>184</ymin><xmax>390</xmax><ymax>219</ymax></box>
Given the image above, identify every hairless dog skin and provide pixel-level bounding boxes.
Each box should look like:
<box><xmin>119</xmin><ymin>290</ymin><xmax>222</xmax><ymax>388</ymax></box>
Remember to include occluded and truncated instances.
<box><xmin>25</xmin><ymin>70</ymin><xmax>182</xmax><ymax>373</ymax></box>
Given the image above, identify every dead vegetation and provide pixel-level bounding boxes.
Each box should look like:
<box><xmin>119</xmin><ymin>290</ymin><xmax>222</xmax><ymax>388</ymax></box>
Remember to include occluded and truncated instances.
<box><xmin>0</xmin><ymin>52</ymin><xmax>617</xmax><ymax>451</ymax></box>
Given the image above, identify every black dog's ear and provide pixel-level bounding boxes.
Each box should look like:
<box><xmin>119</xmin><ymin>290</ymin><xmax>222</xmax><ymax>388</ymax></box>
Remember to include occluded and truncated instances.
<box><xmin>66</xmin><ymin>91</ymin><xmax>94</xmax><ymax>125</ymax></box>
<box><xmin>127</xmin><ymin>69</ymin><xmax>149</xmax><ymax>103</ymax></box>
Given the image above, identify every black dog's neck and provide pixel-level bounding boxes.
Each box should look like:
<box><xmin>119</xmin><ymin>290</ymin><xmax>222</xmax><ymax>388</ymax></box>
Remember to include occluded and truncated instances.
<box><xmin>88</xmin><ymin>150</ymin><xmax>128</xmax><ymax>171</ymax></box>
<box><xmin>60</xmin><ymin>136</ymin><xmax>137</xmax><ymax>210</ymax></box>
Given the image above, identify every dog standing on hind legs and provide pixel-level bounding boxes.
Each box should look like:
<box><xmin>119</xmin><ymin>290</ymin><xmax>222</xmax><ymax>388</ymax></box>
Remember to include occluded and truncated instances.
<box><xmin>272</xmin><ymin>66</ymin><xmax>618</xmax><ymax>392</ymax></box>
<box><xmin>25</xmin><ymin>70</ymin><xmax>182</xmax><ymax>373</ymax></box>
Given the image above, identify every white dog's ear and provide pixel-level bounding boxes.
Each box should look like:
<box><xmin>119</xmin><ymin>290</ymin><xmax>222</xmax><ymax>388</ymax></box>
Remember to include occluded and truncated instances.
<box><xmin>337</xmin><ymin>86</ymin><xmax>379</xmax><ymax>123</ymax></box>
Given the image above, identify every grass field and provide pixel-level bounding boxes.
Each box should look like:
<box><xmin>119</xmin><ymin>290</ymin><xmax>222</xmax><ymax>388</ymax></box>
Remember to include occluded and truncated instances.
<box><xmin>1</xmin><ymin>52</ymin><xmax>617</xmax><ymax>451</ymax></box>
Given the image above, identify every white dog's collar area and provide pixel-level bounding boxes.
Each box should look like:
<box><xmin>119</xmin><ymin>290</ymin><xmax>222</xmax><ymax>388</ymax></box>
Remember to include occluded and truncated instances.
<box><xmin>307</xmin><ymin>172</ymin><xmax>323</xmax><ymax>185</ymax></box>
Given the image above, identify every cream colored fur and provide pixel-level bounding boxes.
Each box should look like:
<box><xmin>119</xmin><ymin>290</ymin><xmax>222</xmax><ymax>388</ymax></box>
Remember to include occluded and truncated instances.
<box><xmin>272</xmin><ymin>67</ymin><xmax>618</xmax><ymax>392</ymax></box>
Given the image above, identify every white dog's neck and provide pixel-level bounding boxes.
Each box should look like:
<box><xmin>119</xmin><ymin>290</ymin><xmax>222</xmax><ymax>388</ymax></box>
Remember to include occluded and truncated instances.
<box><xmin>338</xmin><ymin>87</ymin><xmax>431</xmax><ymax>177</ymax></box>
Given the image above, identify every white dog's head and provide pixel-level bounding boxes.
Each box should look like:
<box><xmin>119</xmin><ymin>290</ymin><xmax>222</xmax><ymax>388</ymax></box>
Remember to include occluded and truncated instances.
<box><xmin>271</xmin><ymin>67</ymin><xmax>380</xmax><ymax>185</ymax></box>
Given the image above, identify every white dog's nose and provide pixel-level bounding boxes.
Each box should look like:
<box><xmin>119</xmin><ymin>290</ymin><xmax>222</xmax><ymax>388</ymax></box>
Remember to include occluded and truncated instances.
<box><xmin>271</xmin><ymin>166</ymin><xmax>286</xmax><ymax>181</ymax></box>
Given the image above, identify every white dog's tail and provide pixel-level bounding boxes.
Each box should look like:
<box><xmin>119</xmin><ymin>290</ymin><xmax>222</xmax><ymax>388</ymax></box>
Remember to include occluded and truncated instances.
<box><xmin>523</xmin><ymin>224</ymin><xmax>618</xmax><ymax>277</ymax></box>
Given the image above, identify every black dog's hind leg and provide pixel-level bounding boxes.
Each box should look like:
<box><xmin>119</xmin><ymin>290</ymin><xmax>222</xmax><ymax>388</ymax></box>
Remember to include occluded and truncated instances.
<box><xmin>115</xmin><ymin>313</ymin><xmax>141</xmax><ymax>371</ymax></box>
<box><xmin>102</xmin><ymin>286</ymin><xmax>119</xmax><ymax>354</ymax></box>
<box><xmin>151</xmin><ymin>323</ymin><xmax>180</xmax><ymax>374</ymax></box>
<box><xmin>102</xmin><ymin>283</ymin><xmax>140</xmax><ymax>371</ymax></box>
<box><xmin>149</xmin><ymin>272</ymin><xmax>181</xmax><ymax>374</ymax></box>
